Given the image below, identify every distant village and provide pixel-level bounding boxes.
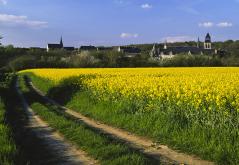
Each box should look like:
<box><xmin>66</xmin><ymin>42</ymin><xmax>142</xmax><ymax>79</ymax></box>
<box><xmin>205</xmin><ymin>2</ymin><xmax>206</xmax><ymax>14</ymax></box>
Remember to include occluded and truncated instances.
<box><xmin>46</xmin><ymin>37</ymin><xmax>141</xmax><ymax>58</ymax></box>
<box><xmin>29</xmin><ymin>33</ymin><xmax>225</xmax><ymax>60</ymax></box>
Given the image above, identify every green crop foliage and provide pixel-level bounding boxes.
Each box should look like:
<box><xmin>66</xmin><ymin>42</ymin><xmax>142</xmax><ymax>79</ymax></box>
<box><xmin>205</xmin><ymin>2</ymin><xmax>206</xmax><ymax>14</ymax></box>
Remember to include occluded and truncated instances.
<box><xmin>0</xmin><ymin>99</ymin><xmax>17</xmax><ymax>165</ymax></box>
<box><xmin>21</xmin><ymin>68</ymin><xmax>239</xmax><ymax>165</ymax></box>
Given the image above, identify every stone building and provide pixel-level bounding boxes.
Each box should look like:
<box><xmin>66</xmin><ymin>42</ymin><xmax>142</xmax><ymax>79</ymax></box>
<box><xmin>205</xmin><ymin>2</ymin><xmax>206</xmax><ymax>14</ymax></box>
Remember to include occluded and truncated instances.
<box><xmin>47</xmin><ymin>37</ymin><xmax>75</xmax><ymax>52</ymax></box>
<box><xmin>150</xmin><ymin>33</ymin><xmax>218</xmax><ymax>60</ymax></box>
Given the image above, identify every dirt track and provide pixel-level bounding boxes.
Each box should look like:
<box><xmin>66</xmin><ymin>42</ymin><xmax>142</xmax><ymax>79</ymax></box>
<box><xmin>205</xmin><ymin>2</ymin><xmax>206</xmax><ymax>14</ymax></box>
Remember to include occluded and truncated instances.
<box><xmin>25</xmin><ymin>77</ymin><xmax>215</xmax><ymax>165</ymax></box>
<box><xmin>16</xmin><ymin>78</ymin><xmax>98</xmax><ymax>165</ymax></box>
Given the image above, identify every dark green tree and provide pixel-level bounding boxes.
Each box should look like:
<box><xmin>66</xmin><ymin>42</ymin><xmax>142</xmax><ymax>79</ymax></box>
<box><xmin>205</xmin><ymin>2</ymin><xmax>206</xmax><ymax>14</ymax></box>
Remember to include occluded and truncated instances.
<box><xmin>0</xmin><ymin>35</ymin><xmax>2</xmax><ymax>45</ymax></box>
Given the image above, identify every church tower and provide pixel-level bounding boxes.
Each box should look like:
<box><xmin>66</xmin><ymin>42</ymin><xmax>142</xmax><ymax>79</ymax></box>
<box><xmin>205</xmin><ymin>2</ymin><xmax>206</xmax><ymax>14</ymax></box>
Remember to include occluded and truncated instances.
<box><xmin>60</xmin><ymin>36</ymin><xmax>63</xmax><ymax>48</ymax></box>
<box><xmin>204</xmin><ymin>33</ymin><xmax>212</xmax><ymax>50</ymax></box>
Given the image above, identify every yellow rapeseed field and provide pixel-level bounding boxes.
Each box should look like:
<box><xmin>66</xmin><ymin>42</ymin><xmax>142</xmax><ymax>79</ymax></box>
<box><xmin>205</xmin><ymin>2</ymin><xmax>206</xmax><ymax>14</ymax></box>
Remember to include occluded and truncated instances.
<box><xmin>20</xmin><ymin>68</ymin><xmax>239</xmax><ymax>112</ymax></box>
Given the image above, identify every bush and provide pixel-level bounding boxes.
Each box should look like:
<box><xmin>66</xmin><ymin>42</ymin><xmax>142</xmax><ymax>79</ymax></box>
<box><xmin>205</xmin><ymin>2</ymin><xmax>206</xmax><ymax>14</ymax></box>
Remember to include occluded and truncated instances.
<box><xmin>70</xmin><ymin>52</ymin><xmax>97</xmax><ymax>67</ymax></box>
<box><xmin>159</xmin><ymin>55</ymin><xmax>223</xmax><ymax>67</ymax></box>
<box><xmin>8</xmin><ymin>55</ymin><xmax>37</xmax><ymax>72</ymax></box>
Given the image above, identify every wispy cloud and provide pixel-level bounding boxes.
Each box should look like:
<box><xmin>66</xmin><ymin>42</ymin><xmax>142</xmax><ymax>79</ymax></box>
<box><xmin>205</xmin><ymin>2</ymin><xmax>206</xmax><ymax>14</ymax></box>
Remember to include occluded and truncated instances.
<box><xmin>120</xmin><ymin>33</ymin><xmax>139</xmax><ymax>39</ymax></box>
<box><xmin>199</xmin><ymin>22</ymin><xmax>214</xmax><ymax>28</ymax></box>
<box><xmin>0</xmin><ymin>0</ymin><xmax>7</xmax><ymax>5</ymax></box>
<box><xmin>199</xmin><ymin>21</ymin><xmax>233</xmax><ymax>28</ymax></box>
<box><xmin>141</xmin><ymin>3</ymin><xmax>152</xmax><ymax>9</ymax></box>
<box><xmin>217</xmin><ymin>22</ymin><xmax>233</xmax><ymax>27</ymax></box>
<box><xmin>162</xmin><ymin>36</ymin><xmax>195</xmax><ymax>43</ymax></box>
<box><xmin>0</xmin><ymin>13</ymin><xmax>48</xmax><ymax>28</ymax></box>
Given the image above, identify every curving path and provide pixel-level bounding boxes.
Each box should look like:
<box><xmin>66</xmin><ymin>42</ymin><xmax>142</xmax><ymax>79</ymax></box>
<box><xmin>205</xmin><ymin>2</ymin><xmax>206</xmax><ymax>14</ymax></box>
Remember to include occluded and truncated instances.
<box><xmin>25</xmin><ymin>76</ymin><xmax>215</xmax><ymax>165</ymax></box>
<box><xmin>16</xmin><ymin>78</ymin><xmax>98</xmax><ymax>165</ymax></box>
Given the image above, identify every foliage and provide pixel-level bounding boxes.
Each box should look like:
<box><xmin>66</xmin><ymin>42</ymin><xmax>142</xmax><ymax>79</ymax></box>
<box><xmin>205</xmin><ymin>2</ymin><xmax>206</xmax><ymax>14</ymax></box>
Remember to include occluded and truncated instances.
<box><xmin>9</xmin><ymin>55</ymin><xmax>37</xmax><ymax>72</ymax></box>
<box><xmin>22</xmin><ymin>68</ymin><xmax>239</xmax><ymax>164</ymax></box>
<box><xmin>159</xmin><ymin>55</ymin><xmax>223</xmax><ymax>67</ymax></box>
<box><xmin>0</xmin><ymin>35</ymin><xmax>2</xmax><ymax>45</ymax></box>
<box><xmin>70</xmin><ymin>52</ymin><xmax>98</xmax><ymax>67</ymax></box>
<box><xmin>0</xmin><ymin>73</ymin><xmax>17</xmax><ymax>165</ymax></box>
<box><xmin>0</xmin><ymin>100</ymin><xmax>17</xmax><ymax>165</ymax></box>
<box><xmin>29</xmin><ymin>102</ymin><xmax>154</xmax><ymax>165</ymax></box>
<box><xmin>1</xmin><ymin>39</ymin><xmax>239</xmax><ymax>71</ymax></box>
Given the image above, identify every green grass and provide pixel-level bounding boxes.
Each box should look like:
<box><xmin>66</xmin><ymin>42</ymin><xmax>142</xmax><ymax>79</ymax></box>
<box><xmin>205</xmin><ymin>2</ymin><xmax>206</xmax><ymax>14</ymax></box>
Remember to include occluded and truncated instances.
<box><xmin>30</xmin><ymin>102</ymin><xmax>156</xmax><ymax>165</ymax></box>
<box><xmin>67</xmin><ymin>91</ymin><xmax>239</xmax><ymax>164</ymax></box>
<box><xmin>0</xmin><ymin>73</ymin><xmax>17</xmax><ymax>165</ymax></box>
<box><xmin>21</xmin><ymin>72</ymin><xmax>55</xmax><ymax>94</ymax></box>
<box><xmin>24</xmin><ymin>73</ymin><xmax>239</xmax><ymax>165</ymax></box>
<box><xmin>0</xmin><ymin>98</ymin><xmax>17</xmax><ymax>165</ymax></box>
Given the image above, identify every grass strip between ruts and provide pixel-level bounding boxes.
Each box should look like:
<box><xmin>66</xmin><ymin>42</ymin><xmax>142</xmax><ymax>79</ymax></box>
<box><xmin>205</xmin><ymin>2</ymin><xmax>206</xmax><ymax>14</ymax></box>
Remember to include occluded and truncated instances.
<box><xmin>30</xmin><ymin>102</ymin><xmax>156</xmax><ymax>165</ymax></box>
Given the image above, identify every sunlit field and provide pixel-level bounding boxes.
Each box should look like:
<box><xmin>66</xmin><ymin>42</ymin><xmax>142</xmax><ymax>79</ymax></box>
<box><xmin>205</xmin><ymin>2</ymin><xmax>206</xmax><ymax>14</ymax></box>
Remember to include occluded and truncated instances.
<box><xmin>21</xmin><ymin>68</ymin><xmax>239</xmax><ymax>111</ymax></box>
<box><xmin>21</xmin><ymin>68</ymin><xmax>239</xmax><ymax>164</ymax></box>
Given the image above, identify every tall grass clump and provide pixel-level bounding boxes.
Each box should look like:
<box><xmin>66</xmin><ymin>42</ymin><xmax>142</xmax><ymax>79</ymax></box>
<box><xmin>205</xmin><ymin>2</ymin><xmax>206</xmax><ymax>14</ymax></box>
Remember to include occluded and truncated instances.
<box><xmin>0</xmin><ymin>99</ymin><xmax>17</xmax><ymax>165</ymax></box>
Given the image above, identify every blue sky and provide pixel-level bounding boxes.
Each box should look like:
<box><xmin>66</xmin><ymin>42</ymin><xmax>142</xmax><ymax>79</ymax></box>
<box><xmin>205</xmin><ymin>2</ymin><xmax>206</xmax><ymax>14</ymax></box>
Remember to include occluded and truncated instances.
<box><xmin>0</xmin><ymin>0</ymin><xmax>239</xmax><ymax>47</ymax></box>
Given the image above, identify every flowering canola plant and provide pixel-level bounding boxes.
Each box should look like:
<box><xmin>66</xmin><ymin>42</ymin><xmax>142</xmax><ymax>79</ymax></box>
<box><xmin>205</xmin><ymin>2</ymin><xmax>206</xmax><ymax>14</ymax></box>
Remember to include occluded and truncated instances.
<box><xmin>20</xmin><ymin>68</ymin><xmax>239</xmax><ymax>112</ymax></box>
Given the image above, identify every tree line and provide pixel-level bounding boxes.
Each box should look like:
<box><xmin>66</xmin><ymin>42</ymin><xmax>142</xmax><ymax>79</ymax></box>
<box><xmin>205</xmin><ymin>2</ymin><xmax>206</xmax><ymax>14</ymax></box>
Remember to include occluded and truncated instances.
<box><xmin>1</xmin><ymin>38</ymin><xmax>239</xmax><ymax>73</ymax></box>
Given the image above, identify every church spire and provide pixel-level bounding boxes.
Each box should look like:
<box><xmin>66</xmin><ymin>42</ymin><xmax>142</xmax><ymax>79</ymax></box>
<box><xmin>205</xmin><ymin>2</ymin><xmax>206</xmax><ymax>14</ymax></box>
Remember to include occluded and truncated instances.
<box><xmin>60</xmin><ymin>36</ymin><xmax>63</xmax><ymax>48</ymax></box>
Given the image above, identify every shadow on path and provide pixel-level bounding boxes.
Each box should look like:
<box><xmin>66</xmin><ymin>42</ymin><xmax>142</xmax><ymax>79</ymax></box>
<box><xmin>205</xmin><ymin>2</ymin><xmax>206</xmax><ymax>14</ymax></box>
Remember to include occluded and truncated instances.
<box><xmin>0</xmin><ymin>77</ymin><xmax>65</xmax><ymax>165</ymax></box>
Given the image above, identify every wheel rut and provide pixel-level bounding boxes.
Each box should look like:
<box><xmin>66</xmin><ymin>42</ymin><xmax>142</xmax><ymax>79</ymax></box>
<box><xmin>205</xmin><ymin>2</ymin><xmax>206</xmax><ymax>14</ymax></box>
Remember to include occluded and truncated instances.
<box><xmin>24</xmin><ymin>76</ymin><xmax>215</xmax><ymax>165</ymax></box>
<box><xmin>16</xmin><ymin>77</ymin><xmax>98</xmax><ymax>165</ymax></box>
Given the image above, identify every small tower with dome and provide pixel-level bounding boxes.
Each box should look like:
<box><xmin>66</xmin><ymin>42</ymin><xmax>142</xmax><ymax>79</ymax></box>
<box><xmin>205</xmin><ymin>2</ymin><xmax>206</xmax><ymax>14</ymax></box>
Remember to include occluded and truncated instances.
<box><xmin>204</xmin><ymin>33</ymin><xmax>212</xmax><ymax>50</ymax></box>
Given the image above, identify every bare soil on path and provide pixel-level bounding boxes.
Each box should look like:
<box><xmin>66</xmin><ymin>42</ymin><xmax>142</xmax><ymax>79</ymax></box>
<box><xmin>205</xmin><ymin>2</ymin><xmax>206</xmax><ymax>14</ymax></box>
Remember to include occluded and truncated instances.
<box><xmin>16</xmin><ymin>78</ymin><xmax>98</xmax><ymax>165</ymax></box>
<box><xmin>25</xmin><ymin>77</ymin><xmax>215</xmax><ymax>165</ymax></box>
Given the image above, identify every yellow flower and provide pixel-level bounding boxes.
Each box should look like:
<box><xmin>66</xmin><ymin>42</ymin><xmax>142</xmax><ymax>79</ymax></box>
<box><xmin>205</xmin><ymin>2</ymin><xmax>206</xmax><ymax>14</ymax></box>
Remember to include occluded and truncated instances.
<box><xmin>20</xmin><ymin>67</ymin><xmax>239</xmax><ymax>113</ymax></box>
